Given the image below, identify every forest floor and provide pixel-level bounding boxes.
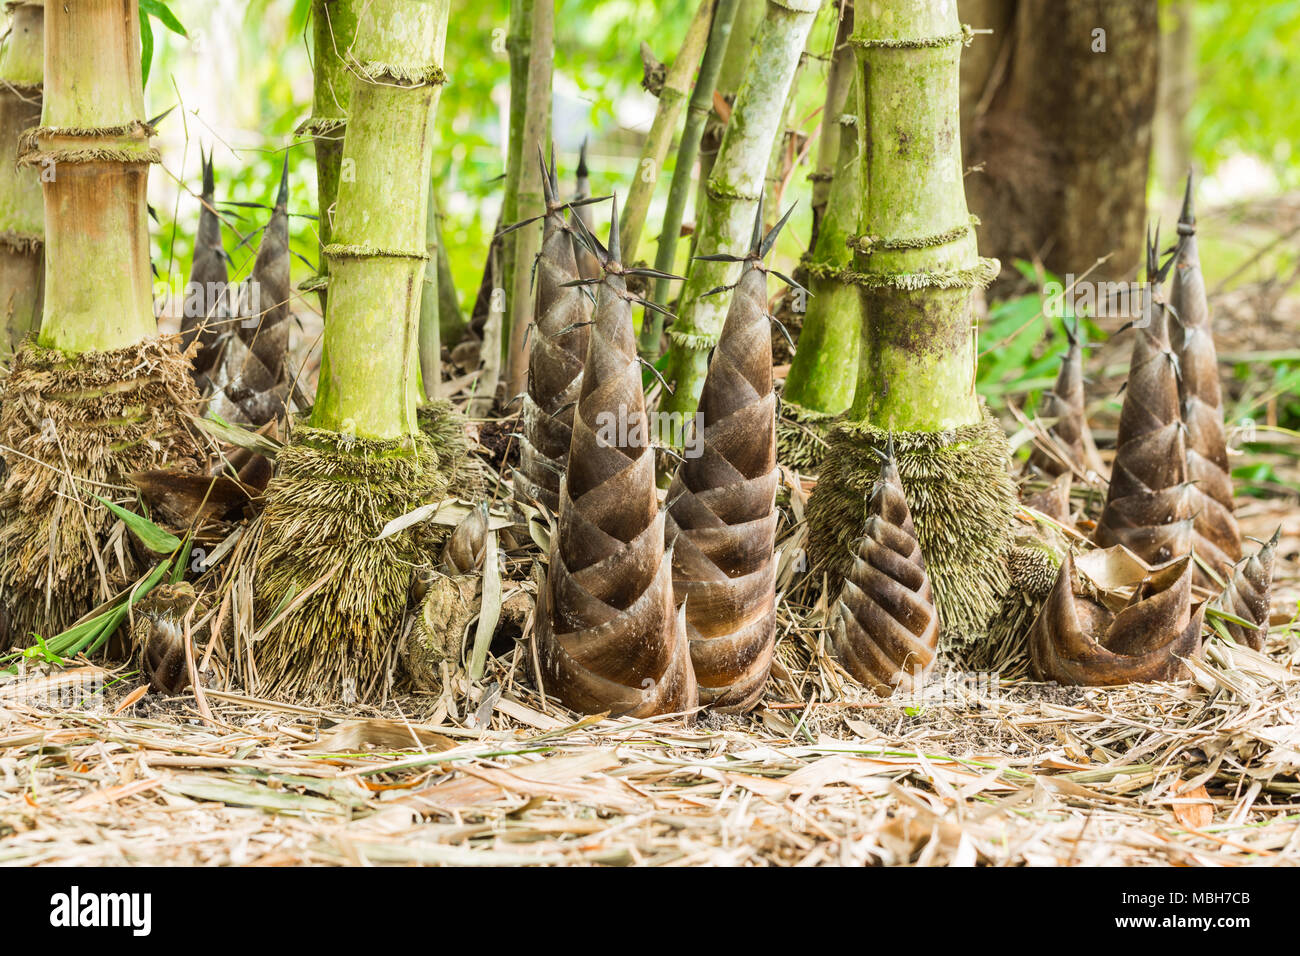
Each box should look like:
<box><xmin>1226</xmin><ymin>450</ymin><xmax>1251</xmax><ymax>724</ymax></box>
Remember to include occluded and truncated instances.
<box><xmin>3</xmin><ymin>198</ymin><xmax>1300</xmax><ymax>867</ymax></box>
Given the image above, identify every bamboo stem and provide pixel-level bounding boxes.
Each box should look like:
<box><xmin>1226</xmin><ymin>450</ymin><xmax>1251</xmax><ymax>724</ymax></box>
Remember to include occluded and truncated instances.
<box><xmin>661</xmin><ymin>0</ymin><xmax>819</xmax><ymax>424</ymax></box>
<box><xmin>0</xmin><ymin>0</ymin><xmax>44</xmax><ymax>357</ymax></box>
<box><xmin>500</xmin><ymin>0</ymin><xmax>534</xmax><ymax>355</ymax></box>
<box><xmin>847</xmin><ymin>2</ymin><xmax>990</xmax><ymax>430</ymax></box>
<box><xmin>640</xmin><ymin>0</ymin><xmax>740</xmax><ymax>360</ymax></box>
<box><xmin>419</xmin><ymin>174</ymin><xmax>442</xmax><ymax>402</ymax></box>
<box><xmin>503</xmin><ymin>0</ymin><xmax>553</xmax><ymax>403</ymax></box>
<box><xmin>25</xmin><ymin>0</ymin><xmax>157</xmax><ymax>355</ymax></box>
<box><xmin>808</xmin><ymin>0</ymin><xmax>853</xmax><ymax>248</ymax></box>
<box><xmin>781</xmin><ymin>84</ymin><xmax>859</xmax><ymax>415</ymax></box>
<box><xmin>310</xmin><ymin>0</ymin><xmax>450</xmax><ymax>440</ymax></box>
<box><xmin>689</xmin><ymin>0</ymin><xmax>763</xmax><ymax>262</ymax></box>
<box><xmin>618</xmin><ymin>0</ymin><xmax>715</xmax><ymax>265</ymax></box>
<box><xmin>299</xmin><ymin>0</ymin><xmax>359</xmax><ymax>305</ymax></box>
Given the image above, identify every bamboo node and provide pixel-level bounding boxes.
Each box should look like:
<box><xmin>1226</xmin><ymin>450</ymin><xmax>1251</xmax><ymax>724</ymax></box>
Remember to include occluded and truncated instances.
<box><xmin>355</xmin><ymin>62</ymin><xmax>448</xmax><ymax>87</ymax></box>
<box><xmin>851</xmin><ymin>24</ymin><xmax>975</xmax><ymax>50</ymax></box>
<box><xmin>323</xmin><ymin>242</ymin><xmax>430</xmax><ymax>262</ymax></box>
<box><xmin>844</xmin><ymin>257</ymin><xmax>1000</xmax><ymax>292</ymax></box>
<box><xmin>848</xmin><ymin>217</ymin><xmax>978</xmax><ymax>254</ymax></box>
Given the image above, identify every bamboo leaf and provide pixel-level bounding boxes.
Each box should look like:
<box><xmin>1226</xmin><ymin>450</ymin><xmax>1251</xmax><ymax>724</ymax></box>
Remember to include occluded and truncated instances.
<box><xmin>140</xmin><ymin>0</ymin><xmax>188</xmax><ymax>37</ymax></box>
<box><xmin>469</xmin><ymin>531</ymin><xmax>501</xmax><ymax>681</ymax></box>
<box><xmin>93</xmin><ymin>496</ymin><xmax>182</xmax><ymax>554</ymax></box>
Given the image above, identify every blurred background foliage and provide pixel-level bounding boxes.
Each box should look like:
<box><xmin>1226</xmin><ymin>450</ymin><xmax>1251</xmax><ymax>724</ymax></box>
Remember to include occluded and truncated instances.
<box><xmin>138</xmin><ymin>0</ymin><xmax>1300</xmax><ymax>490</ymax></box>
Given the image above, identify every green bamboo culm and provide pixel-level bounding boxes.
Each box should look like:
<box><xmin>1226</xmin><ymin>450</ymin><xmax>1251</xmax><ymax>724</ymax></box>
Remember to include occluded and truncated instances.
<box><xmin>503</xmin><ymin>0</ymin><xmax>553</xmax><ymax>402</ymax></box>
<box><xmin>805</xmin><ymin>0</ymin><xmax>1017</xmax><ymax>654</ymax></box>
<box><xmin>777</xmin><ymin>85</ymin><xmax>860</xmax><ymax>470</ymax></box>
<box><xmin>640</xmin><ymin>0</ymin><xmax>740</xmax><ymax>360</ymax></box>
<box><xmin>500</xmin><ymin>0</ymin><xmax>534</xmax><ymax>357</ymax></box>
<box><xmin>253</xmin><ymin>0</ymin><xmax>473</xmax><ymax>705</ymax></box>
<box><xmin>311</xmin><ymin>1</ymin><xmax>449</xmax><ymax>440</ymax></box>
<box><xmin>297</xmin><ymin>0</ymin><xmax>360</xmax><ymax>305</ymax></box>
<box><xmin>660</xmin><ymin>0</ymin><xmax>820</xmax><ymax>426</ymax></box>
<box><xmin>0</xmin><ymin>0</ymin><xmax>44</xmax><ymax>359</ymax></box>
<box><xmin>617</xmin><ymin>0</ymin><xmax>715</xmax><ymax>266</ymax></box>
<box><xmin>1</xmin><ymin>0</ymin><xmax>204</xmax><ymax>648</ymax></box>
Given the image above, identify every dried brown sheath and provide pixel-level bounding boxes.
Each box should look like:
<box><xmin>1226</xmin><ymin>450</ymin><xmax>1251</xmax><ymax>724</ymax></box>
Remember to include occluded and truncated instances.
<box><xmin>831</xmin><ymin>443</ymin><xmax>939</xmax><ymax>696</ymax></box>
<box><xmin>665</xmin><ymin>210</ymin><xmax>779</xmax><ymax>713</ymax></box>
<box><xmin>534</xmin><ymin>200</ymin><xmax>697</xmax><ymax>718</ymax></box>
<box><xmin>1030</xmin><ymin>551</ymin><xmax>1202</xmax><ymax>686</ymax></box>
<box><xmin>1095</xmin><ymin>234</ymin><xmax>1192</xmax><ymax>565</ymax></box>
<box><xmin>1215</xmin><ymin>529</ymin><xmax>1277</xmax><ymax>651</ymax></box>
<box><xmin>1170</xmin><ymin>176</ymin><xmax>1241</xmax><ymax>583</ymax></box>
<box><xmin>514</xmin><ymin>151</ymin><xmax>592</xmax><ymax>512</ymax></box>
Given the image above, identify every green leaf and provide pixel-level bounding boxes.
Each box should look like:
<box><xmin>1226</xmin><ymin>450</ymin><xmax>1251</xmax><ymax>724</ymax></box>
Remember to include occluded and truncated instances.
<box><xmin>93</xmin><ymin>495</ymin><xmax>182</xmax><ymax>554</ymax></box>
<box><xmin>140</xmin><ymin>0</ymin><xmax>188</xmax><ymax>37</ymax></box>
<box><xmin>139</xmin><ymin>12</ymin><xmax>154</xmax><ymax>88</ymax></box>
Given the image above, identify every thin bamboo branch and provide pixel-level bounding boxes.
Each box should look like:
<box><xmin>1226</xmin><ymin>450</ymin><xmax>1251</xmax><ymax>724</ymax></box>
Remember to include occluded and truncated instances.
<box><xmin>617</xmin><ymin>0</ymin><xmax>715</xmax><ymax>265</ymax></box>
<box><xmin>641</xmin><ymin>0</ymin><xmax>740</xmax><ymax>360</ymax></box>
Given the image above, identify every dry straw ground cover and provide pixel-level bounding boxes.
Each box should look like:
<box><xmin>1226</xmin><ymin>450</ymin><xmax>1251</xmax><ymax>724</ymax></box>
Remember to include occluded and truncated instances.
<box><xmin>2</xmin><ymin>510</ymin><xmax>1298</xmax><ymax>866</ymax></box>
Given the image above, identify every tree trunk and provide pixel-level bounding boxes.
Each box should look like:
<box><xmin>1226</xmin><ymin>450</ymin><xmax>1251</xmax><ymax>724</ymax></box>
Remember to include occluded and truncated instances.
<box><xmin>961</xmin><ymin>0</ymin><xmax>1158</xmax><ymax>286</ymax></box>
<box><xmin>299</xmin><ymin>0</ymin><xmax>359</xmax><ymax>306</ymax></box>
<box><xmin>0</xmin><ymin>0</ymin><xmax>43</xmax><ymax>359</ymax></box>
<box><xmin>805</xmin><ymin>0</ymin><xmax>1017</xmax><ymax>654</ymax></box>
<box><xmin>640</xmin><ymin>0</ymin><xmax>740</xmax><ymax>360</ymax></box>
<box><xmin>661</xmin><ymin>0</ymin><xmax>819</xmax><ymax>425</ymax></box>
<box><xmin>619</xmin><ymin>0</ymin><xmax>715</xmax><ymax>265</ymax></box>
<box><xmin>1153</xmin><ymin>1</ymin><xmax>1193</xmax><ymax>210</ymax></box>
<box><xmin>503</xmin><ymin>0</ymin><xmax>553</xmax><ymax>403</ymax></box>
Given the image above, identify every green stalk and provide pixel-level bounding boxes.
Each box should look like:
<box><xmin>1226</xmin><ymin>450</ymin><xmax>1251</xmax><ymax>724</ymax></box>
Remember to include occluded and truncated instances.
<box><xmin>0</xmin><ymin>0</ymin><xmax>44</xmax><ymax>359</ymax></box>
<box><xmin>847</xmin><ymin>2</ymin><xmax>991</xmax><ymax>430</ymax></box>
<box><xmin>805</xmin><ymin>0</ymin><xmax>1017</xmax><ymax>655</ymax></box>
<box><xmin>24</xmin><ymin>0</ymin><xmax>158</xmax><ymax>355</ymax></box>
<box><xmin>808</xmin><ymin>0</ymin><xmax>853</xmax><ymax>248</ymax></box>
<box><xmin>689</xmin><ymin>0</ymin><xmax>763</xmax><ymax>261</ymax></box>
<box><xmin>661</xmin><ymin>0</ymin><xmax>819</xmax><ymax>423</ymax></box>
<box><xmin>641</xmin><ymin>0</ymin><xmax>740</xmax><ymax>360</ymax></box>
<box><xmin>618</xmin><ymin>0</ymin><xmax>715</xmax><ymax>265</ymax></box>
<box><xmin>433</xmin><ymin>192</ymin><xmax>465</xmax><ymax>343</ymax></box>
<box><xmin>503</xmin><ymin>0</ymin><xmax>553</xmax><ymax>403</ymax></box>
<box><xmin>500</xmin><ymin>0</ymin><xmax>534</xmax><ymax>356</ymax></box>
<box><xmin>781</xmin><ymin>84</ymin><xmax>859</xmax><ymax>416</ymax></box>
<box><xmin>419</xmin><ymin>175</ymin><xmax>442</xmax><ymax>402</ymax></box>
<box><xmin>311</xmin><ymin>0</ymin><xmax>450</xmax><ymax>440</ymax></box>
<box><xmin>299</xmin><ymin>0</ymin><xmax>360</xmax><ymax>304</ymax></box>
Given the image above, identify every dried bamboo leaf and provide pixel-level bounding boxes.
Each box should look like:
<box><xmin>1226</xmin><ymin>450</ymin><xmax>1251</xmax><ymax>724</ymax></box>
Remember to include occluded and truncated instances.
<box><xmin>1170</xmin><ymin>177</ymin><xmax>1241</xmax><ymax>583</ymax></box>
<box><xmin>1029</xmin><ymin>551</ymin><xmax>1202</xmax><ymax>686</ymax></box>
<box><xmin>534</xmin><ymin>203</ymin><xmax>697</xmax><ymax>719</ymax></box>
<box><xmin>831</xmin><ymin>444</ymin><xmax>939</xmax><ymax>696</ymax></box>
<box><xmin>666</xmin><ymin>246</ymin><xmax>777</xmax><ymax>713</ymax></box>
